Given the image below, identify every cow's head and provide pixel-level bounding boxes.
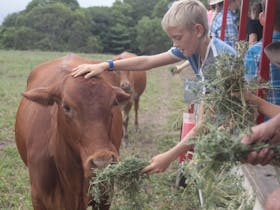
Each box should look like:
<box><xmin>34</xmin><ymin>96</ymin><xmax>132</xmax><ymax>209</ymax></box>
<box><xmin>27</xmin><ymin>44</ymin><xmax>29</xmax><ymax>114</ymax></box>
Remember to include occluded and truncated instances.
<box><xmin>113</xmin><ymin>52</ymin><xmax>137</xmax><ymax>93</ymax></box>
<box><xmin>22</xmin><ymin>73</ymin><xmax>130</xmax><ymax>178</ymax></box>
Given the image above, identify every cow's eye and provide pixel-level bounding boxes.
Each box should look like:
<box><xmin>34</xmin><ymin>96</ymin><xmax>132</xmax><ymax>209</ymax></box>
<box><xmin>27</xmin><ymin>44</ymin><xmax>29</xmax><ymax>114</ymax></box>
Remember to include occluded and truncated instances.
<box><xmin>63</xmin><ymin>104</ymin><xmax>71</xmax><ymax>113</ymax></box>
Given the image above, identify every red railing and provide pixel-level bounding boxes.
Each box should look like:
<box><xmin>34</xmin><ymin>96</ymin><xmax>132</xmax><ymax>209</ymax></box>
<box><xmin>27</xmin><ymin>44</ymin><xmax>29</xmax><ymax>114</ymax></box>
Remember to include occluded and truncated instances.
<box><xmin>221</xmin><ymin>0</ymin><xmax>276</xmax><ymax>123</ymax></box>
<box><xmin>220</xmin><ymin>0</ymin><xmax>229</xmax><ymax>40</ymax></box>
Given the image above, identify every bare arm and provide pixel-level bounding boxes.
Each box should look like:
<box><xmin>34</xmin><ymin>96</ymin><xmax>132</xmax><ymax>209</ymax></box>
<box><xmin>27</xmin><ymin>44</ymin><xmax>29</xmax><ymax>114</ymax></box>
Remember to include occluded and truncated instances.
<box><xmin>142</xmin><ymin>103</ymin><xmax>204</xmax><ymax>174</ymax></box>
<box><xmin>242</xmin><ymin>113</ymin><xmax>280</xmax><ymax>165</ymax></box>
<box><xmin>72</xmin><ymin>52</ymin><xmax>180</xmax><ymax>78</ymax></box>
<box><xmin>244</xmin><ymin>91</ymin><xmax>280</xmax><ymax>118</ymax></box>
<box><xmin>248</xmin><ymin>33</ymin><xmax>258</xmax><ymax>46</ymax></box>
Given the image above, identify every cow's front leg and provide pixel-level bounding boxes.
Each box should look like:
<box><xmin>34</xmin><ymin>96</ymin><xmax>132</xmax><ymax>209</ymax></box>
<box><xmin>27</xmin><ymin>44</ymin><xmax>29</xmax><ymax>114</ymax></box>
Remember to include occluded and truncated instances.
<box><xmin>30</xmin><ymin>186</ymin><xmax>47</xmax><ymax>210</ymax></box>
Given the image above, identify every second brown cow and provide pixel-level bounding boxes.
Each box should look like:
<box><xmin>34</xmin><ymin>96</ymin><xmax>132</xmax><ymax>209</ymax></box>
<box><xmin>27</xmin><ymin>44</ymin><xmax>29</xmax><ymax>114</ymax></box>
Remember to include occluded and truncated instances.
<box><xmin>113</xmin><ymin>52</ymin><xmax>147</xmax><ymax>143</ymax></box>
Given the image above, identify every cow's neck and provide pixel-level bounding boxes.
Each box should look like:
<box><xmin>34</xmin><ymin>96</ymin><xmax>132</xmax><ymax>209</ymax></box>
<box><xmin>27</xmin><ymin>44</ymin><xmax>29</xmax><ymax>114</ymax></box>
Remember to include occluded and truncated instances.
<box><xmin>49</xmin><ymin>119</ymin><xmax>87</xmax><ymax>209</ymax></box>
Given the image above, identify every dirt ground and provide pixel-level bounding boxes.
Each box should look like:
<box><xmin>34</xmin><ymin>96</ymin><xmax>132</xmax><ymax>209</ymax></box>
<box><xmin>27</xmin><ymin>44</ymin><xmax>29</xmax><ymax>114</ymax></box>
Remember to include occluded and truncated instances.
<box><xmin>119</xmin><ymin>62</ymin><xmax>196</xmax><ymax>160</ymax></box>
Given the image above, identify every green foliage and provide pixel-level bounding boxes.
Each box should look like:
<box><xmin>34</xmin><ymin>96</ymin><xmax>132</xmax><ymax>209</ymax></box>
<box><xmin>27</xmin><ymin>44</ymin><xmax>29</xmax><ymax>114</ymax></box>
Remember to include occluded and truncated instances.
<box><xmin>89</xmin><ymin>157</ymin><xmax>149</xmax><ymax>209</ymax></box>
<box><xmin>151</xmin><ymin>0</ymin><xmax>172</xmax><ymax>18</ymax></box>
<box><xmin>0</xmin><ymin>0</ymin><xmax>175</xmax><ymax>54</ymax></box>
<box><xmin>85</xmin><ymin>7</ymin><xmax>114</xmax><ymax>53</ymax></box>
<box><xmin>109</xmin><ymin>23</ymin><xmax>131</xmax><ymax>54</ymax></box>
<box><xmin>0</xmin><ymin>146</ymin><xmax>32</xmax><ymax>209</ymax></box>
<box><xmin>0</xmin><ymin>26</ymin><xmax>43</xmax><ymax>50</ymax></box>
<box><xmin>123</xmin><ymin>0</ymin><xmax>158</xmax><ymax>21</ymax></box>
<box><xmin>136</xmin><ymin>16</ymin><xmax>171</xmax><ymax>54</ymax></box>
<box><xmin>26</xmin><ymin>0</ymin><xmax>79</xmax><ymax>11</ymax></box>
<box><xmin>85</xmin><ymin>36</ymin><xmax>104</xmax><ymax>53</ymax></box>
<box><xmin>183</xmin><ymin>161</ymin><xmax>254</xmax><ymax>210</ymax></box>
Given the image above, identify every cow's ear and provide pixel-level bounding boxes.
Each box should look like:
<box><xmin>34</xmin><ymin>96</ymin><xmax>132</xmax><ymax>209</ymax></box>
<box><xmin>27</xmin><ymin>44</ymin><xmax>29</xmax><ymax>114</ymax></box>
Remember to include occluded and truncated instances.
<box><xmin>112</xmin><ymin>86</ymin><xmax>130</xmax><ymax>106</ymax></box>
<box><xmin>22</xmin><ymin>87</ymin><xmax>60</xmax><ymax>106</ymax></box>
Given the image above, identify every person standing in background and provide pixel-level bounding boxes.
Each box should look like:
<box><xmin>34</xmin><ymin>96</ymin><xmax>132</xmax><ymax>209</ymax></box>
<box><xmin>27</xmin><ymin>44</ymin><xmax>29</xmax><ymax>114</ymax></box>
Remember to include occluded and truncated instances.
<box><xmin>247</xmin><ymin>2</ymin><xmax>263</xmax><ymax>46</ymax></box>
<box><xmin>244</xmin><ymin>0</ymin><xmax>280</xmax><ymax>108</ymax></box>
<box><xmin>210</xmin><ymin>0</ymin><xmax>240</xmax><ymax>47</ymax></box>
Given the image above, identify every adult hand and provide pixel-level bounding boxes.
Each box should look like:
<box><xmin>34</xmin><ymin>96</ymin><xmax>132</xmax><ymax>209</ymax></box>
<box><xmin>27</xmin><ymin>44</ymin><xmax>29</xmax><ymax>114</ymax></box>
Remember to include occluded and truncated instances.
<box><xmin>142</xmin><ymin>152</ymin><xmax>173</xmax><ymax>175</ymax></box>
<box><xmin>242</xmin><ymin>114</ymin><xmax>280</xmax><ymax>165</ymax></box>
<box><xmin>244</xmin><ymin>148</ymin><xmax>274</xmax><ymax>165</ymax></box>
<box><xmin>242</xmin><ymin>116</ymin><xmax>280</xmax><ymax>145</ymax></box>
<box><xmin>71</xmin><ymin>63</ymin><xmax>107</xmax><ymax>78</ymax></box>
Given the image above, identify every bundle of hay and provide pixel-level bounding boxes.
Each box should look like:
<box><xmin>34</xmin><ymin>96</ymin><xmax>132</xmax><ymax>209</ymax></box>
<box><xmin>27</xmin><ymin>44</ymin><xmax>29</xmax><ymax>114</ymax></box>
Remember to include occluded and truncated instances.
<box><xmin>88</xmin><ymin>157</ymin><xmax>148</xmax><ymax>209</ymax></box>
<box><xmin>180</xmin><ymin>42</ymin><xmax>278</xmax><ymax>209</ymax></box>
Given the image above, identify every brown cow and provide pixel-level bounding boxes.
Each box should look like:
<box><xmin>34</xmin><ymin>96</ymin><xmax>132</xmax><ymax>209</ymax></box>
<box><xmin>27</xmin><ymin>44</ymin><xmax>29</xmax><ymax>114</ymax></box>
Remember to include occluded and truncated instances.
<box><xmin>113</xmin><ymin>52</ymin><xmax>147</xmax><ymax>144</ymax></box>
<box><xmin>15</xmin><ymin>54</ymin><xmax>130</xmax><ymax>210</ymax></box>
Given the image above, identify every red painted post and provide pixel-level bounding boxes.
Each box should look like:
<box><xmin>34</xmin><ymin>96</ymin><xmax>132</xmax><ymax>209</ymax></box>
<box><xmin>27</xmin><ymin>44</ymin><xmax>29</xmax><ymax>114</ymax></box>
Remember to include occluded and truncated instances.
<box><xmin>178</xmin><ymin>104</ymin><xmax>195</xmax><ymax>162</ymax></box>
<box><xmin>238</xmin><ymin>0</ymin><xmax>250</xmax><ymax>41</ymax></box>
<box><xmin>256</xmin><ymin>0</ymin><xmax>276</xmax><ymax>124</ymax></box>
<box><xmin>221</xmin><ymin>0</ymin><xmax>229</xmax><ymax>40</ymax></box>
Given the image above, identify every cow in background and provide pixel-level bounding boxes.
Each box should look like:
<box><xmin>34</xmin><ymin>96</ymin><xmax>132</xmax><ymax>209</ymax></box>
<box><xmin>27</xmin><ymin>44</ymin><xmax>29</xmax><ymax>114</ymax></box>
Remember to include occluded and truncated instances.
<box><xmin>113</xmin><ymin>52</ymin><xmax>147</xmax><ymax>144</ymax></box>
<box><xmin>15</xmin><ymin>54</ymin><xmax>130</xmax><ymax>210</ymax></box>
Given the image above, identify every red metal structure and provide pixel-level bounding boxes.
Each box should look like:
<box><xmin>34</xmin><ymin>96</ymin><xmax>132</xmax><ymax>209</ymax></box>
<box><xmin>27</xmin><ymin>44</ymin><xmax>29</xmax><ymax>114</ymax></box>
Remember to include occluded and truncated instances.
<box><xmin>234</xmin><ymin>0</ymin><xmax>275</xmax><ymax>123</ymax></box>
<box><xmin>238</xmin><ymin>0</ymin><xmax>249</xmax><ymax>40</ymax></box>
<box><xmin>238</xmin><ymin>0</ymin><xmax>275</xmax><ymax>83</ymax></box>
<box><xmin>220</xmin><ymin>0</ymin><xmax>229</xmax><ymax>40</ymax></box>
<box><xmin>256</xmin><ymin>0</ymin><xmax>276</xmax><ymax>123</ymax></box>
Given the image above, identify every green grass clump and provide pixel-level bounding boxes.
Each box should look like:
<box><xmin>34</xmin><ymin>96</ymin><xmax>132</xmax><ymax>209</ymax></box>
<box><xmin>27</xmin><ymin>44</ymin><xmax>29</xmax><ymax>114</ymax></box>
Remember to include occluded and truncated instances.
<box><xmin>0</xmin><ymin>146</ymin><xmax>32</xmax><ymax>209</ymax></box>
<box><xmin>89</xmin><ymin>157</ymin><xmax>149</xmax><ymax>210</ymax></box>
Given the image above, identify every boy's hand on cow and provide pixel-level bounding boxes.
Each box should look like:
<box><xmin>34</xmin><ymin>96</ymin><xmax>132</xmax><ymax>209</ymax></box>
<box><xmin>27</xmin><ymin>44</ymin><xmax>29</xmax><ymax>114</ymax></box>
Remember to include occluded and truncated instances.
<box><xmin>72</xmin><ymin>63</ymin><xmax>107</xmax><ymax>78</ymax></box>
<box><xmin>141</xmin><ymin>152</ymin><xmax>173</xmax><ymax>175</ymax></box>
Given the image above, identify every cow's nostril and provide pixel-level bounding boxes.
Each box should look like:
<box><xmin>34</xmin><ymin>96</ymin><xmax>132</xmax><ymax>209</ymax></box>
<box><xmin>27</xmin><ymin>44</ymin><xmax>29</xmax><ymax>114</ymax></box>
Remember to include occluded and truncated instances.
<box><xmin>88</xmin><ymin>159</ymin><xmax>97</xmax><ymax>170</ymax></box>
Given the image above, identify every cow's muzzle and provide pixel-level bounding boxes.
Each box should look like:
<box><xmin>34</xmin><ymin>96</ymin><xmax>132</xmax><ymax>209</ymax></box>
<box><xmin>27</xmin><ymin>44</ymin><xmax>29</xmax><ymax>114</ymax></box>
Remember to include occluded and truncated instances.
<box><xmin>120</xmin><ymin>81</ymin><xmax>132</xmax><ymax>93</ymax></box>
<box><xmin>84</xmin><ymin>151</ymin><xmax>119</xmax><ymax>177</ymax></box>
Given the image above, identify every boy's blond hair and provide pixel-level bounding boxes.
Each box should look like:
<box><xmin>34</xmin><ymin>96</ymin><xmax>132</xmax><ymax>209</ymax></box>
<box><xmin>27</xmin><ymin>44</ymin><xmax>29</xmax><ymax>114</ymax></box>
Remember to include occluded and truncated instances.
<box><xmin>161</xmin><ymin>0</ymin><xmax>209</xmax><ymax>37</ymax></box>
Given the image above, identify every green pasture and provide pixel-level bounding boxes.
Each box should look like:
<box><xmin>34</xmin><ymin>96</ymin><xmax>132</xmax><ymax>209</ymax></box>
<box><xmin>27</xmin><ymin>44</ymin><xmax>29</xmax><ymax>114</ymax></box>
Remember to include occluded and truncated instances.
<box><xmin>0</xmin><ymin>49</ymin><xmax>191</xmax><ymax>209</ymax></box>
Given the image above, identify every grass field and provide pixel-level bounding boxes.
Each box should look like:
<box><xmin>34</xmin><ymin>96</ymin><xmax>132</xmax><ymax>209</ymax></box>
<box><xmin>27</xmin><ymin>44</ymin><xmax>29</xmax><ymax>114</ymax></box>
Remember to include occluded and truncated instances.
<box><xmin>0</xmin><ymin>49</ymin><xmax>196</xmax><ymax>209</ymax></box>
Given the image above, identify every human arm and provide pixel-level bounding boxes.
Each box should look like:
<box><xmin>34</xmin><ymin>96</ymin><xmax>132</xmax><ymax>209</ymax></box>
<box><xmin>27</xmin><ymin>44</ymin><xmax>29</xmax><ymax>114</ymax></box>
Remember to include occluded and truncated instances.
<box><xmin>242</xmin><ymin>113</ymin><xmax>280</xmax><ymax>165</ymax></box>
<box><xmin>142</xmin><ymin>126</ymin><xmax>198</xmax><ymax>174</ymax></box>
<box><xmin>142</xmin><ymin>103</ymin><xmax>204</xmax><ymax>174</ymax></box>
<box><xmin>72</xmin><ymin>52</ymin><xmax>179</xmax><ymax>78</ymax></box>
<box><xmin>248</xmin><ymin>33</ymin><xmax>258</xmax><ymax>46</ymax></box>
<box><xmin>242</xmin><ymin>90</ymin><xmax>280</xmax><ymax>118</ymax></box>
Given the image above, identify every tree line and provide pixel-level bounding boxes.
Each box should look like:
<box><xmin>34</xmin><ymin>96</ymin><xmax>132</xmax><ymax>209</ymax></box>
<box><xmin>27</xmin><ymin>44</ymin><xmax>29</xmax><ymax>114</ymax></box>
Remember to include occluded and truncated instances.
<box><xmin>0</xmin><ymin>0</ymin><xmax>191</xmax><ymax>54</ymax></box>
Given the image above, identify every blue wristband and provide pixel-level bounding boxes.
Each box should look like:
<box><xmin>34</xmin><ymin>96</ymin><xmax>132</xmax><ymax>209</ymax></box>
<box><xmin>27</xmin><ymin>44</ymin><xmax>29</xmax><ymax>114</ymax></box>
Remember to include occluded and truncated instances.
<box><xmin>107</xmin><ymin>60</ymin><xmax>114</xmax><ymax>71</ymax></box>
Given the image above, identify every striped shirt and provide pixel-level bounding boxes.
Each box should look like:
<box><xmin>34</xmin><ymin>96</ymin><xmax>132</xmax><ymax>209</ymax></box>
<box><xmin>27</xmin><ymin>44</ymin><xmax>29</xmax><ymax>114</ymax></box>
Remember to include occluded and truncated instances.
<box><xmin>244</xmin><ymin>31</ymin><xmax>280</xmax><ymax>106</ymax></box>
<box><xmin>211</xmin><ymin>9</ymin><xmax>238</xmax><ymax>47</ymax></box>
